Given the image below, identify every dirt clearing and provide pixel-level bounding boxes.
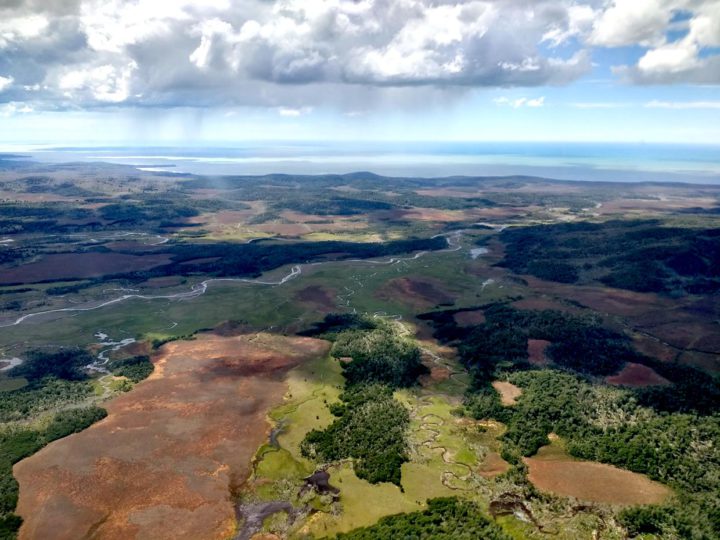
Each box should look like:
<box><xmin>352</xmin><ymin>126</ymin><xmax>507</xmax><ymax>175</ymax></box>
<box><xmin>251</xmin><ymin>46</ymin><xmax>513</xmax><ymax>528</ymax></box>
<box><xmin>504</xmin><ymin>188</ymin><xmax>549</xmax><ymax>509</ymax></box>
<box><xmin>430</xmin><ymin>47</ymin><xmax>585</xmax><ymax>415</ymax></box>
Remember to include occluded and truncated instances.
<box><xmin>492</xmin><ymin>381</ymin><xmax>522</xmax><ymax>405</ymax></box>
<box><xmin>14</xmin><ymin>333</ymin><xmax>329</xmax><ymax>540</ymax></box>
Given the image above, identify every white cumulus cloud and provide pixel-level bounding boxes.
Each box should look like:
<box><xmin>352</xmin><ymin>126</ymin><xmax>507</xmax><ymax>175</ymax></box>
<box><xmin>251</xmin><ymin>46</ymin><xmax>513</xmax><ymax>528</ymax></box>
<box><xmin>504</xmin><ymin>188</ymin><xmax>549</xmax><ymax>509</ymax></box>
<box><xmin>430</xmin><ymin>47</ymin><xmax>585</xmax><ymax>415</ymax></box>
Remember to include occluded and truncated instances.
<box><xmin>0</xmin><ymin>76</ymin><xmax>14</xmax><ymax>92</ymax></box>
<box><xmin>494</xmin><ymin>96</ymin><xmax>546</xmax><ymax>108</ymax></box>
<box><xmin>0</xmin><ymin>0</ymin><xmax>717</xmax><ymax>111</ymax></box>
<box><xmin>594</xmin><ymin>0</ymin><xmax>720</xmax><ymax>84</ymax></box>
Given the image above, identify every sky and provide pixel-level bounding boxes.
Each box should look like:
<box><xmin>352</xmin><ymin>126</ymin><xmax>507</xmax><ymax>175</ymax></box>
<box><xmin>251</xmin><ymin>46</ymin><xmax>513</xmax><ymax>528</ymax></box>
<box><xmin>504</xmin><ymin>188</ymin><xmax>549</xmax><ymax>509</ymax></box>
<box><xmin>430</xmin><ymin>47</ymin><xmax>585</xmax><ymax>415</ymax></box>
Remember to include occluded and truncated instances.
<box><xmin>0</xmin><ymin>0</ymin><xmax>719</xmax><ymax>146</ymax></box>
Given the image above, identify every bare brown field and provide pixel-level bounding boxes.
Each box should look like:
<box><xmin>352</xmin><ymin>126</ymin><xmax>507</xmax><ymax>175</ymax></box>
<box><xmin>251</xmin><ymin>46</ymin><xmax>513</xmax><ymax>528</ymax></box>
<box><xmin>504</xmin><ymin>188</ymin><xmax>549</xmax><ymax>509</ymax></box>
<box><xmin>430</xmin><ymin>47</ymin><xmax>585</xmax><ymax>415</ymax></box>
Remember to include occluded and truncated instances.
<box><xmin>527</xmin><ymin>339</ymin><xmax>551</xmax><ymax>366</ymax></box>
<box><xmin>525</xmin><ymin>456</ymin><xmax>672</xmax><ymax>505</ymax></box>
<box><xmin>606</xmin><ymin>362</ymin><xmax>670</xmax><ymax>387</ymax></box>
<box><xmin>492</xmin><ymin>381</ymin><xmax>522</xmax><ymax>405</ymax></box>
<box><xmin>375</xmin><ymin>277</ymin><xmax>454</xmax><ymax>309</ymax></box>
<box><xmin>453</xmin><ymin>309</ymin><xmax>486</xmax><ymax>326</ymax></box>
<box><xmin>14</xmin><ymin>333</ymin><xmax>329</xmax><ymax>540</ymax></box>
<box><xmin>294</xmin><ymin>285</ymin><xmax>337</xmax><ymax>312</ymax></box>
<box><xmin>0</xmin><ymin>252</ymin><xmax>172</xmax><ymax>284</ymax></box>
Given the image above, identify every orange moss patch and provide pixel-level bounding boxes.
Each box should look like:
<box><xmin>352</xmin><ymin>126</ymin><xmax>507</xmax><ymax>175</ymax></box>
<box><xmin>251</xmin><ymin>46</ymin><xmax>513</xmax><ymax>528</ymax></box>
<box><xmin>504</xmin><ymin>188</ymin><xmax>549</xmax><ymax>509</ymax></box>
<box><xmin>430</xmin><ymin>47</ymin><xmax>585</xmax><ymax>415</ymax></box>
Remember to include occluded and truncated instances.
<box><xmin>14</xmin><ymin>333</ymin><xmax>329</xmax><ymax>540</ymax></box>
<box><xmin>606</xmin><ymin>363</ymin><xmax>670</xmax><ymax>387</ymax></box>
<box><xmin>492</xmin><ymin>381</ymin><xmax>522</xmax><ymax>406</ymax></box>
<box><xmin>525</xmin><ymin>457</ymin><xmax>672</xmax><ymax>505</ymax></box>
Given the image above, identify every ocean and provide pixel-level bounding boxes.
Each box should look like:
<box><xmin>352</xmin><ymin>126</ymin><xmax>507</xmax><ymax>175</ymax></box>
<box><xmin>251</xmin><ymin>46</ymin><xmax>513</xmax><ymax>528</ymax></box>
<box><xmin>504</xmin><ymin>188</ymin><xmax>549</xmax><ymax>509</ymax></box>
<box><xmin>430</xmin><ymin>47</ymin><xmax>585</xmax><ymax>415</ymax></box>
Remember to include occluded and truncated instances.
<box><xmin>13</xmin><ymin>142</ymin><xmax>720</xmax><ymax>183</ymax></box>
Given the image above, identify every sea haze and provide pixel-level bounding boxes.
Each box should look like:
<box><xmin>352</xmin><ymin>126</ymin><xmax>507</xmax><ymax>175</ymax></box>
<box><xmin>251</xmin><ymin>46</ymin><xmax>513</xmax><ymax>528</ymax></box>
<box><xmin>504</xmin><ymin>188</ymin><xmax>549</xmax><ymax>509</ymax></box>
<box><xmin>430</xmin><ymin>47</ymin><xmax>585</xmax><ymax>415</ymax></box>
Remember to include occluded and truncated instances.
<box><xmin>18</xmin><ymin>142</ymin><xmax>720</xmax><ymax>183</ymax></box>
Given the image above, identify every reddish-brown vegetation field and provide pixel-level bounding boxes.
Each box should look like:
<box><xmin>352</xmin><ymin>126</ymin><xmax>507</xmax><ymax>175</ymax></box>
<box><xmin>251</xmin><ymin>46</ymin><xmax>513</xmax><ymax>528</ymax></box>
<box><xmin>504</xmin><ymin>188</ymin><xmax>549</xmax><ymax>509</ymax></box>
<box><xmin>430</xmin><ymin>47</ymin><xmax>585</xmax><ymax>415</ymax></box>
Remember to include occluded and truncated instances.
<box><xmin>631</xmin><ymin>334</ymin><xmax>677</xmax><ymax>362</ymax></box>
<box><xmin>478</xmin><ymin>452</ymin><xmax>510</xmax><ymax>478</ymax></box>
<box><xmin>606</xmin><ymin>362</ymin><xmax>670</xmax><ymax>387</ymax></box>
<box><xmin>527</xmin><ymin>339</ymin><xmax>552</xmax><ymax>366</ymax></box>
<box><xmin>14</xmin><ymin>333</ymin><xmax>329</xmax><ymax>540</ymax></box>
<box><xmin>294</xmin><ymin>285</ymin><xmax>337</xmax><ymax>312</ymax></box>
<box><xmin>375</xmin><ymin>277</ymin><xmax>454</xmax><ymax>309</ymax></box>
<box><xmin>453</xmin><ymin>309</ymin><xmax>486</xmax><ymax>326</ymax></box>
<box><xmin>525</xmin><ymin>456</ymin><xmax>671</xmax><ymax>505</ymax></box>
<box><xmin>597</xmin><ymin>196</ymin><xmax>717</xmax><ymax>215</ymax></box>
<box><xmin>0</xmin><ymin>252</ymin><xmax>171</xmax><ymax>284</ymax></box>
<box><xmin>519</xmin><ymin>277</ymin><xmax>720</xmax><ymax>372</ymax></box>
<box><xmin>522</xmin><ymin>277</ymin><xmax>674</xmax><ymax>318</ymax></box>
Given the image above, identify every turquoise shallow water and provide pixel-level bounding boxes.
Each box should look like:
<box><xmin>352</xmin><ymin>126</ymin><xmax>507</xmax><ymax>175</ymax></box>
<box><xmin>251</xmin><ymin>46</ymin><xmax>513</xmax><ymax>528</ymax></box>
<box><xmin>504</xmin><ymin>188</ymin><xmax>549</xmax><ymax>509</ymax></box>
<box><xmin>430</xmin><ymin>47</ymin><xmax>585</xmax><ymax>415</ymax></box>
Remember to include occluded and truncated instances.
<box><xmin>19</xmin><ymin>142</ymin><xmax>720</xmax><ymax>183</ymax></box>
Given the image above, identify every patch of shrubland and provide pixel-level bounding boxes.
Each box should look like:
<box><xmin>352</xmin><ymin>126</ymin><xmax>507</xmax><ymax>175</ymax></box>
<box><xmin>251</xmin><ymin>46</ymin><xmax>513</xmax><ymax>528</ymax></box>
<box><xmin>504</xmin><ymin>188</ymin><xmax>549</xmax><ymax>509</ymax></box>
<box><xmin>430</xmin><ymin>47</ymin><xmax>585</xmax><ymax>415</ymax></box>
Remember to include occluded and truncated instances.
<box><xmin>1</xmin><ymin>349</ymin><xmax>99</xmax><ymax>423</ymax></box>
<box><xmin>421</xmin><ymin>304</ymin><xmax>720</xmax><ymax>539</ymax></box>
<box><xmin>108</xmin><ymin>355</ymin><xmax>153</xmax><ymax>383</ymax></box>
<box><xmin>300</xmin><ymin>314</ymin><xmax>426</xmax><ymax>485</ymax></box>
<box><xmin>422</xmin><ymin>304</ymin><xmax>720</xmax><ymax>414</ymax></box>
<box><xmin>498</xmin><ymin>219</ymin><xmax>720</xmax><ymax>294</ymax></box>
<box><xmin>301</xmin><ymin>384</ymin><xmax>409</xmax><ymax>486</ymax></box>
<box><xmin>333</xmin><ymin>497</ymin><xmax>511</xmax><ymax>540</ymax></box>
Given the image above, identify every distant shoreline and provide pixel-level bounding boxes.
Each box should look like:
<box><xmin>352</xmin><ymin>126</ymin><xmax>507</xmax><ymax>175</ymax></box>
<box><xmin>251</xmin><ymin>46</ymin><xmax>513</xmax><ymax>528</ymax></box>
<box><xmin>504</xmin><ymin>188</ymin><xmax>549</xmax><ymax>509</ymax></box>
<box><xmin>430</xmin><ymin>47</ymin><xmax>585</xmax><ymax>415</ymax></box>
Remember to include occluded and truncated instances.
<box><xmin>7</xmin><ymin>142</ymin><xmax>718</xmax><ymax>184</ymax></box>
